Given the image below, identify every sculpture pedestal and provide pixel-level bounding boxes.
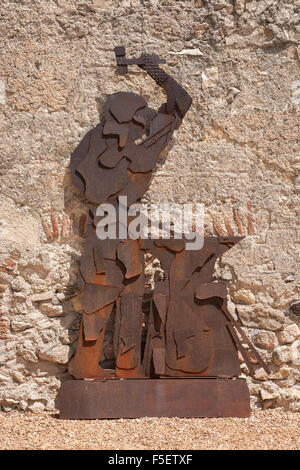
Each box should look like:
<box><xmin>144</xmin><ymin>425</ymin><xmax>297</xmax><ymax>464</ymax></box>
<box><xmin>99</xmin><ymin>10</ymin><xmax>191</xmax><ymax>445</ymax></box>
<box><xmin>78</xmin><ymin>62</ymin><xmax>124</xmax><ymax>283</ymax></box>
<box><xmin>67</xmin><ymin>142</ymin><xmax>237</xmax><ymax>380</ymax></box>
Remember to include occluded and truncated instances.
<box><xmin>58</xmin><ymin>378</ymin><xmax>250</xmax><ymax>419</ymax></box>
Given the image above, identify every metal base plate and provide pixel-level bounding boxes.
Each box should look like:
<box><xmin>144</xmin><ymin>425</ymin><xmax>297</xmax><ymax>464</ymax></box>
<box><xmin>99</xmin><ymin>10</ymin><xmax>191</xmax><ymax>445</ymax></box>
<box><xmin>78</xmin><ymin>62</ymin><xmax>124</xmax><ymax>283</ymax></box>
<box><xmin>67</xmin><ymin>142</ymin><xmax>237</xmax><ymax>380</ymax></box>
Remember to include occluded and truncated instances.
<box><xmin>58</xmin><ymin>378</ymin><xmax>250</xmax><ymax>419</ymax></box>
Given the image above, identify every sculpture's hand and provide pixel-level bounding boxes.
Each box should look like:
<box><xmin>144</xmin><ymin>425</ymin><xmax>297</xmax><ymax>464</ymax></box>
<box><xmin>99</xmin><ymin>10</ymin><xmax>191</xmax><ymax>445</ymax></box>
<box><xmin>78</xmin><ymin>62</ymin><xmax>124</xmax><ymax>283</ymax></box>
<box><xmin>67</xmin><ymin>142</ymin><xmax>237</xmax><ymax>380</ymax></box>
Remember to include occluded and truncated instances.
<box><xmin>114</xmin><ymin>46</ymin><xmax>192</xmax><ymax>118</ymax></box>
<box><xmin>114</xmin><ymin>46</ymin><xmax>165</xmax><ymax>76</ymax></box>
<box><xmin>138</xmin><ymin>56</ymin><xmax>192</xmax><ymax>118</ymax></box>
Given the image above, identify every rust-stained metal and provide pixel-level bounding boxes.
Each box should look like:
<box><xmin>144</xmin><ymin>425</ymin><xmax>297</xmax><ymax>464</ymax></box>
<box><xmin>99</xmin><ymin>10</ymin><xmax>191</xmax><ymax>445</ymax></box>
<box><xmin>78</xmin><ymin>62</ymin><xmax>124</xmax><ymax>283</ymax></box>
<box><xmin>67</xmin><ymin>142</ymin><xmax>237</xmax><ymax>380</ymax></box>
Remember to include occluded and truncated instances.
<box><xmin>114</xmin><ymin>45</ymin><xmax>128</xmax><ymax>76</ymax></box>
<box><xmin>117</xmin><ymin>239</ymin><xmax>142</xmax><ymax>280</ymax></box>
<box><xmin>58</xmin><ymin>378</ymin><xmax>250</xmax><ymax>419</ymax></box>
<box><xmin>60</xmin><ymin>46</ymin><xmax>268</xmax><ymax>419</ymax></box>
<box><xmin>68</xmin><ymin>45</ymin><xmax>193</xmax><ymax>381</ymax></box>
<box><xmin>114</xmin><ymin>46</ymin><xmax>166</xmax><ymax>76</ymax></box>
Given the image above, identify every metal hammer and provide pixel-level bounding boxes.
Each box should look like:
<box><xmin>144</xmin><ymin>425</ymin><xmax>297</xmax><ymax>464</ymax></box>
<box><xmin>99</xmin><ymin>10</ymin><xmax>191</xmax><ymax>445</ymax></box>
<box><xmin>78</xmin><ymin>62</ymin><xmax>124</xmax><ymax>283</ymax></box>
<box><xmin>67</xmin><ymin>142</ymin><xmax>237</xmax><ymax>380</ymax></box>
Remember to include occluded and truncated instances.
<box><xmin>114</xmin><ymin>45</ymin><xmax>166</xmax><ymax>75</ymax></box>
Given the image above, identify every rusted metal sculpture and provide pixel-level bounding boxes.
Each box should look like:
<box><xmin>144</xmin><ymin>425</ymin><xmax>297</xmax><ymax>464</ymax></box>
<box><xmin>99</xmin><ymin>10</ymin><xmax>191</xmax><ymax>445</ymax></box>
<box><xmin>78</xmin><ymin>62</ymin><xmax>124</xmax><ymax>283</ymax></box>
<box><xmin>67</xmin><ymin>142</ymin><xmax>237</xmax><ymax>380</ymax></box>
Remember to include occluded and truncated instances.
<box><xmin>68</xmin><ymin>46</ymin><xmax>192</xmax><ymax>380</ymax></box>
<box><xmin>59</xmin><ymin>46</ymin><xmax>268</xmax><ymax>419</ymax></box>
<box><xmin>141</xmin><ymin>236</ymin><xmax>269</xmax><ymax>380</ymax></box>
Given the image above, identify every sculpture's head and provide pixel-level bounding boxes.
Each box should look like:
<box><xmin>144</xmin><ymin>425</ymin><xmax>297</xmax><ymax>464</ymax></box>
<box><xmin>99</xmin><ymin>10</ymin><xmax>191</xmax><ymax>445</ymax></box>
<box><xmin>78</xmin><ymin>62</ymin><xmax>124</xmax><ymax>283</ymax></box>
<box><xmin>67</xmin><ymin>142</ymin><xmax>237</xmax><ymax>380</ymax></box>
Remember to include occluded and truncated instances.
<box><xmin>103</xmin><ymin>92</ymin><xmax>155</xmax><ymax>148</ymax></box>
<box><xmin>106</xmin><ymin>92</ymin><xmax>146</xmax><ymax>123</ymax></box>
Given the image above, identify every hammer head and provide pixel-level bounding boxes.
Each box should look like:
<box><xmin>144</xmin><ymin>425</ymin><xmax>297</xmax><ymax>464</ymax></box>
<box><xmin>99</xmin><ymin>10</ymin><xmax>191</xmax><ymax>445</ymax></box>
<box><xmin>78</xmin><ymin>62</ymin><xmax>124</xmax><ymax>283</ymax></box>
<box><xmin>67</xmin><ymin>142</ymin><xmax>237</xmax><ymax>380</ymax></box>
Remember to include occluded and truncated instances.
<box><xmin>114</xmin><ymin>46</ymin><xmax>128</xmax><ymax>75</ymax></box>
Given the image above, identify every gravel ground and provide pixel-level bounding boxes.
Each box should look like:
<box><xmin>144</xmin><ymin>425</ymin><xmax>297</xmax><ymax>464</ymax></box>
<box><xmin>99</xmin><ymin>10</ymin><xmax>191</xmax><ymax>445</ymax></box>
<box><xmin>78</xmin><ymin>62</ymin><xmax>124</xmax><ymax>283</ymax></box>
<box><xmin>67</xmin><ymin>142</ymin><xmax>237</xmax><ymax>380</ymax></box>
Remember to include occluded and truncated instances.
<box><xmin>0</xmin><ymin>409</ymin><xmax>298</xmax><ymax>450</ymax></box>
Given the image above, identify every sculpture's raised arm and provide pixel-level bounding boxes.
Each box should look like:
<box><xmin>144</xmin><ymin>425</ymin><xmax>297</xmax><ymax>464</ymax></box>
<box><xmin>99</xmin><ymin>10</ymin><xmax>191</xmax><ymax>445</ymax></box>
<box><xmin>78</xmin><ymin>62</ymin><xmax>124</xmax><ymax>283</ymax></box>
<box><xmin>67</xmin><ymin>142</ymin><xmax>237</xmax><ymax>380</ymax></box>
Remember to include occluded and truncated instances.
<box><xmin>138</xmin><ymin>54</ymin><xmax>192</xmax><ymax>120</ymax></box>
<box><xmin>114</xmin><ymin>46</ymin><xmax>192</xmax><ymax>120</ymax></box>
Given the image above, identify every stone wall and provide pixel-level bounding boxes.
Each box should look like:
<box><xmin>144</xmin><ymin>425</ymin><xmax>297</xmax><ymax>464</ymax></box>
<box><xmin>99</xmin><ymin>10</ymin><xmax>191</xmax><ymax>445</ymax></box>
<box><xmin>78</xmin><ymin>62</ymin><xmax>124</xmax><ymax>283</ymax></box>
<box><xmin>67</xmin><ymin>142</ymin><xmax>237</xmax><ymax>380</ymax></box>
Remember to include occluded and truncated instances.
<box><xmin>0</xmin><ymin>0</ymin><xmax>299</xmax><ymax>412</ymax></box>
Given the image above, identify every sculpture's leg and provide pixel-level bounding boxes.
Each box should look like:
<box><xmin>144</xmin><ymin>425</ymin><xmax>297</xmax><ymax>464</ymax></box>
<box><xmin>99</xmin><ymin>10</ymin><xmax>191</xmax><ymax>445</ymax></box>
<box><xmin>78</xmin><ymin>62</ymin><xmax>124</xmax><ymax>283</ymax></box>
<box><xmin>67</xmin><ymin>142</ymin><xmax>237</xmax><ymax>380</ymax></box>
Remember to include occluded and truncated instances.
<box><xmin>68</xmin><ymin>304</ymin><xmax>114</xmax><ymax>379</ymax></box>
<box><xmin>111</xmin><ymin>239</ymin><xmax>145</xmax><ymax>378</ymax></box>
<box><xmin>142</xmin><ymin>288</ymin><xmax>169</xmax><ymax>377</ymax></box>
<box><xmin>114</xmin><ymin>261</ymin><xmax>145</xmax><ymax>378</ymax></box>
<box><xmin>115</xmin><ymin>291</ymin><xmax>144</xmax><ymax>378</ymax></box>
<box><xmin>142</xmin><ymin>298</ymin><xmax>156</xmax><ymax>377</ymax></box>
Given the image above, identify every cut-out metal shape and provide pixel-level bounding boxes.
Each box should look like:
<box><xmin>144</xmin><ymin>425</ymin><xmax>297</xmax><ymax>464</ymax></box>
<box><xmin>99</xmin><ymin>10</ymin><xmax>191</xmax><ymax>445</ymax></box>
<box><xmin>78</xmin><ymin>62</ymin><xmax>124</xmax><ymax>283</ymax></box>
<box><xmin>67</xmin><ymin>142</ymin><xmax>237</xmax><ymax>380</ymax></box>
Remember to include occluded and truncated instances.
<box><xmin>60</xmin><ymin>46</ymin><xmax>267</xmax><ymax>419</ymax></box>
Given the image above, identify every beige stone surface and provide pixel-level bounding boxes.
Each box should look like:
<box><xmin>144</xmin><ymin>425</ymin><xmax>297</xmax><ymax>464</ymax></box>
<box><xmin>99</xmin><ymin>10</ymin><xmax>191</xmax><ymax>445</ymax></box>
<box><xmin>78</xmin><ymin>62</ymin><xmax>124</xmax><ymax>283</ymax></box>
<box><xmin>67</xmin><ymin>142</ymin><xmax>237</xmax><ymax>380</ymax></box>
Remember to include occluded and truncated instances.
<box><xmin>0</xmin><ymin>0</ymin><xmax>299</xmax><ymax>412</ymax></box>
<box><xmin>253</xmin><ymin>330</ymin><xmax>278</xmax><ymax>349</ymax></box>
<box><xmin>278</xmin><ymin>323</ymin><xmax>300</xmax><ymax>343</ymax></box>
